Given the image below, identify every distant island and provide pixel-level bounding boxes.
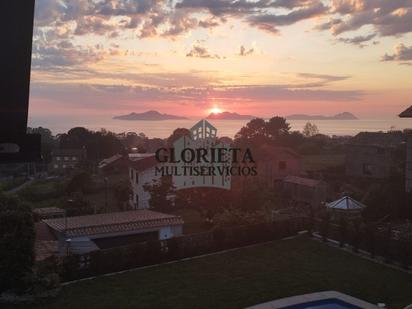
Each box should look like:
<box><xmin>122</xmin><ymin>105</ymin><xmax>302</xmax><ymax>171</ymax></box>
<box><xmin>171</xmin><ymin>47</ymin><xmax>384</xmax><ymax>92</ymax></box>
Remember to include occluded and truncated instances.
<box><xmin>286</xmin><ymin>112</ymin><xmax>358</xmax><ymax>120</ymax></box>
<box><xmin>113</xmin><ymin>110</ymin><xmax>188</xmax><ymax>121</ymax></box>
<box><xmin>207</xmin><ymin>111</ymin><xmax>256</xmax><ymax>120</ymax></box>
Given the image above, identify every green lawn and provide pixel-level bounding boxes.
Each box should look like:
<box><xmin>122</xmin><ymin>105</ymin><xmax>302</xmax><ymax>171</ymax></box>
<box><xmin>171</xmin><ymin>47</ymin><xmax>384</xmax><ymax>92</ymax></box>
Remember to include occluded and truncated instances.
<box><xmin>16</xmin><ymin>179</ymin><xmax>66</xmax><ymax>209</ymax></box>
<box><xmin>21</xmin><ymin>237</ymin><xmax>412</xmax><ymax>309</ymax></box>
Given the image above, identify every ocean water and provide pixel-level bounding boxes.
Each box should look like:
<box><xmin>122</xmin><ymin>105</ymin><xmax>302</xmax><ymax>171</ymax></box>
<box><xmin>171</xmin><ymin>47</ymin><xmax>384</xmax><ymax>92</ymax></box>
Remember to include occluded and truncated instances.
<box><xmin>28</xmin><ymin>115</ymin><xmax>412</xmax><ymax>138</ymax></box>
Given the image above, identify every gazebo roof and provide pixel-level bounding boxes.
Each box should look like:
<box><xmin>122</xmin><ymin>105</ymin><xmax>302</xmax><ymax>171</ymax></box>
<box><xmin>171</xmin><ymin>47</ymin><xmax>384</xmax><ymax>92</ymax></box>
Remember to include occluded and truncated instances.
<box><xmin>326</xmin><ymin>196</ymin><xmax>366</xmax><ymax>211</ymax></box>
<box><xmin>399</xmin><ymin>106</ymin><xmax>412</xmax><ymax>118</ymax></box>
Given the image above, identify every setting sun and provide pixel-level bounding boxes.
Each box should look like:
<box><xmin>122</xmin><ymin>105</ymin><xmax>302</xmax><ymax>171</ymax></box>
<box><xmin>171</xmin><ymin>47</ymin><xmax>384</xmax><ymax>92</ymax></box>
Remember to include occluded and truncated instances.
<box><xmin>209</xmin><ymin>106</ymin><xmax>223</xmax><ymax>114</ymax></box>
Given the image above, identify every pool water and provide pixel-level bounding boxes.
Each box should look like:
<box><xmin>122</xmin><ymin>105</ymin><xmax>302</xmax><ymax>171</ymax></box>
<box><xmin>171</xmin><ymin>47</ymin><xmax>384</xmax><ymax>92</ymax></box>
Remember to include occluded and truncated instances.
<box><xmin>281</xmin><ymin>298</ymin><xmax>363</xmax><ymax>309</ymax></box>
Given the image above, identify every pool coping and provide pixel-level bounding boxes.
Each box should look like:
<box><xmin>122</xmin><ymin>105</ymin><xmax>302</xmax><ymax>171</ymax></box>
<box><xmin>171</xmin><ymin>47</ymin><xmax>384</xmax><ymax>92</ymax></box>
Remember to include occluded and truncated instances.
<box><xmin>245</xmin><ymin>291</ymin><xmax>379</xmax><ymax>309</ymax></box>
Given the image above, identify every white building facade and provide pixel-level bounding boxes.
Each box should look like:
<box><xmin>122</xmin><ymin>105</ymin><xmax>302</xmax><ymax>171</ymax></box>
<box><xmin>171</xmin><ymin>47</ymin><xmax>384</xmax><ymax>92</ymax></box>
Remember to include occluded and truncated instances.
<box><xmin>129</xmin><ymin>154</ymin><xmax>161</xmax><ymax>209</ymax></box>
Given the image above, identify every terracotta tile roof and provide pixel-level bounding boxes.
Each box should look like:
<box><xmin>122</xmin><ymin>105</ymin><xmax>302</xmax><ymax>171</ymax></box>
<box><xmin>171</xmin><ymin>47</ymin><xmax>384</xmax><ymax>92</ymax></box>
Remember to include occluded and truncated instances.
<box><xmin>129</xmin><ymin>155</ymin><xmax>159</xmax><ymax>172</ymax></box>
<box><xmin>399</xmin><ymin>106</ymin><xmax>412</xmax><ymax>118</ymax></box>
<box><xmin>43</xmin><ymin>210</ymin><xmax>184</xmax><ymax>238</ymax></box>
<box><xmin>283</xmin><ymin>175</ymin><xmax>322</xmax><ymax>188</ymax></box>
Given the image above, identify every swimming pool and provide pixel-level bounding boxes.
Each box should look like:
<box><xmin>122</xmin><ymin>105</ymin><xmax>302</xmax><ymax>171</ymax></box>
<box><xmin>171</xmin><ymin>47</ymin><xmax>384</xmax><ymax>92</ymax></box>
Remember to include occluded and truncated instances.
<box><xmin>280</xmin><ymin>298</ymin><xmax>363</xmax><ymax>309</ymax></box>
<box><xmin>245</xmin><ymin>291</ymin><xmax>378</xmax><ymax>309</ymax></box>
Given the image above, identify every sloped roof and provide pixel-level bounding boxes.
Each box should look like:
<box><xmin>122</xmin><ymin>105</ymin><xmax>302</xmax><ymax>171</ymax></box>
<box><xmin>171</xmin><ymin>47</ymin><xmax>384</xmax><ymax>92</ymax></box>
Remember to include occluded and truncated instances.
<box><xmin>128</xmin><ymin>152</ymin><xmax>156</xmax><ymax>161</ymax></box>
<box><xmin>348</xmin><ymin>132</ymin><xmax>404</xmax><ymax>148</ymax></box>
<box><xmin>33</xmin><ymin>207</ymin><xmax>65</xmax><ymax>217</ymax></box>
<box><xmin>326</xmin><ymin>196</ymin><xmax>366</xmax><ymax>211</ymax></box>
<box><xmin>98</xmin><ymin>154</ymin><xmax>124</xmax><ymax>169</ymax></box>
<box><xmin>129</xmin><ymin>155</ymin><xmax>159</xmax><ymax>172</ymax></box>
<box><xmin>283</xmin><ymin>175</ymin><xmax>322</xmax><ymax>188</ymax></box>
<box><xmin>399</xmin><ymin>106</ymin><xmax>412</xmax><ymax>118</ymax></box>
<box><xmin>43</xmin><ymin>210</ymin><xmax>184</xmax><ymax>238</ymax></box>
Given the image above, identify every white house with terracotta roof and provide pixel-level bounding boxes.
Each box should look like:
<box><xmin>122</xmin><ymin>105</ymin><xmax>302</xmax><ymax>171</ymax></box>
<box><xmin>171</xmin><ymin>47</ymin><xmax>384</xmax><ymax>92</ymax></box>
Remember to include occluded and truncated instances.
<box><xmin>42</xmin><ymin>209</ymin><xmax>183</xmax><ymax>255</ymax></box>
<box><xmin>128</xmin><ymin>154</ymin><xmax>161</xmax><ymax>209</ymax></box>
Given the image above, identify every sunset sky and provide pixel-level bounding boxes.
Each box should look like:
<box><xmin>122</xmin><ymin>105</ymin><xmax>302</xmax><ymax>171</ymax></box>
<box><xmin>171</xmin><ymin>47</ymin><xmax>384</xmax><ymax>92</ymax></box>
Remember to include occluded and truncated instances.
<box><xmin>29</xmin><ymin>0</ymin><xmax>412</xmax><ymax>120</ymax></box>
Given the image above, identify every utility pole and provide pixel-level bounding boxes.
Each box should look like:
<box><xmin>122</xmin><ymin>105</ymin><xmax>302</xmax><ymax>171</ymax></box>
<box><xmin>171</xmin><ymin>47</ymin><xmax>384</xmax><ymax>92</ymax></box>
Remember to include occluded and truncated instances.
<box><xmin>104</xmin><ymin>177</ymin><xmax>109</xmax><ymax>212</ymax></box>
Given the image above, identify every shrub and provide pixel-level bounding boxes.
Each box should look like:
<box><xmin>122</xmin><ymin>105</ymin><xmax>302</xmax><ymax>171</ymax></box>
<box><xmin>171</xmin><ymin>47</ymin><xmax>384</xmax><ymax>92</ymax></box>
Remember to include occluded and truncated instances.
<box><xmin>365</xmin><ymin>223</ymin><xmax>377</xmax><ymax>258</ymax></box>
<box><xmin>338</xmin><ymin>217</ymin><xmax>347</xmax><ymax>247</ymax></box>
<box><xmin>397</xmin><ymin>224</ymin><xmax>412</xmax><ymax>269</ymax></box>
<box><xmin>320</xmin><ymin>213</ymin><xmax>330</xmax><ymax>242</ymax></box>
<box><xmin>0</xmin><ymin>193</ymin><xmax>35</xmax><ymax>293</ymax></box>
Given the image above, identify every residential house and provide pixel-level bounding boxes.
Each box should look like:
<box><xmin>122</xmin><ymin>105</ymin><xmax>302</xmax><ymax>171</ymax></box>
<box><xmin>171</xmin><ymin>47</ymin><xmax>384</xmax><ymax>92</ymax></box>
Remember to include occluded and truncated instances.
<box><xmin>42</xmin><ymin>209</ymin><xmax>184</xmax><ymax>255</ymax></box>
<box><xmin>345</xmin><ymin>132</ymin><xmax>405</xmax><ymax>179</ymax></box>
<box><xmin>98</xmin><ymin>154</ymin><xmax>128</xmax><ymax>174</ymax></box>
<box><xmin>50</xmin><ymin>148</ymin><xmax>86</xmax><ymax>174</ymax></box>
<box><xmin>281</xmin><ymin>175</ymin><xmax>329</xmax><ymax>209</ymax></box>
<box><xmin>254</xmin><ymin>145</ymin><xmax>301</xmax><ymax>187</ymax></box>
<box><xmin>399</xmin><ymin>106</ymin><xmax>412</xmax><ymax>192</ymax></box>
<box><xmin>129</xmin><ymin>154</ymin><xmax>160</xmax><ymax>209</ymax></box>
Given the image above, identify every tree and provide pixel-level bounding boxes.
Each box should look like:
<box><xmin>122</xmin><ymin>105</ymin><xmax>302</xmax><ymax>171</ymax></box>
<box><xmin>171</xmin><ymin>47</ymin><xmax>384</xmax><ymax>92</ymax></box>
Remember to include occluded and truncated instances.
<box><xmin>302</xmin><ymin>122</ymin><xmax>319</xmax><ymax>137</ymax></box>
<box><xmin>166</xmin><ymin>128</ymin><xmax>190</xmax><ymax>147</ymax></box>
<box><xmin>27</xmin><ymin>126</ymin><xmax>56</xmax><ymax>159</ymax></box>
<box><xmin>66</xmin><ymin>171</ymin><xmax>94</xmax><ymax>194</ymax></box>
<box><xmin>59</xmin><ymin>127</ymin><xmax>124</xmax><ymax>160</ymax></box>
<box><xmin>234</xmin><ymin>118</ymin><xmax>267</xmax><ymax>142</ymax></box>
<box><xmin>144</xmin><ymin>177</ymin><xmax>175</xmax><ymax>212</ymax></box>
<box><xmin>0</xmin><ymin>193</ymin><xmax>35</xmax><ymax>293</ymax></box>
<box><xmin>234</xmin><ymin>116</ymin><xmax>292</xmax><ymax>148</ymax></box>
<box><xmin>214</xmin><ymin>208</ymin><xmax>270</xmax><ymax>228</ymax></box>
<box><xmin>266</xmin><ymin>116</ymin><xmax>290</xmax><ymax>140</ymax></box>
<box><xmin>114</xmin><ymin>180</ymin><xmax>131</xmax><ymax>210</ymax></box>
<box><xmin>175</xmin><ymin>187</ymin><xmax>232</xmax><ymax>223</ymax></box>
<box><xmin>64</xmin><ymin>192</ymin><xmax>94</xmax><ymax>216</ymax></box>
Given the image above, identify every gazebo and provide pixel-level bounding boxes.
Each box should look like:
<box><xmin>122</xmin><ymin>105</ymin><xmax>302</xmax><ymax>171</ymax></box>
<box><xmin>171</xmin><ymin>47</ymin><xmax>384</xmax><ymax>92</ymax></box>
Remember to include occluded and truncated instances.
<box><xmin>325</xmin><ymin>196</ymin><xmax>366</xmax><ymax>216</ymax></box>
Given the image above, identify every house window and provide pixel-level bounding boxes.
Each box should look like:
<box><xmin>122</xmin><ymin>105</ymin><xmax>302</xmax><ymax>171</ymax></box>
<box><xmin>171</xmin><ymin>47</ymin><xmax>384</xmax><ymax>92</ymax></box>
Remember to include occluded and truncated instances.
<box><xmin>56</xmin><ymin>156</ymin><xmax>61</xmax><ymax>161</ymax></box>
<box><xmin>64</xmin><ymin>156</ymin><xmax>69</xmax><ymax>161</ymax></box>
<box><xmin>135</xmin><ymin>171</ymin><xmax>139</xmax><ymax>184</ymax></box>
<box><xmin>363</xmin><ymin>163</ymin><xmax>372</xmax><ymax>175</ymax></box>
<box><xmin>135</xmin><ymin>194</ymin><xmax>139</xmax><ymax>208</ymax></box>
<box><xmin>278</xmin><ymin>161</ymin><xmax>287</xmax><ymax>170</ymax></box>
<box><xmin>130</xmin><ymin>169</ymin><xmax>134</xmax><ymax>180</ymax></box>
<box><xmin>54</xmin><ymin>164</ymin><xmax>58</xmax><ymax>169</ymax></box>
<box><xmin>72</xmin><ymin>156</ymin><xmax>77</xmax><ymax>160</ymax></box>
<box><xmin>62</xmin><ymin>164</ymin><xmax>66</xmax><ymax>168</ymax></box>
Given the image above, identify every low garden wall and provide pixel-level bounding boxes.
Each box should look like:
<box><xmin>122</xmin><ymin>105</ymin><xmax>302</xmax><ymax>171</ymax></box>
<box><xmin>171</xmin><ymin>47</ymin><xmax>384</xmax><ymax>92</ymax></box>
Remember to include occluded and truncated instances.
<box><xmin>44</xmin><ymin>216</ymin><xmax>309</xmax><ymax>282</ymax></box>
<box><xmin>314</xmin><ymin>217</ymin><xmax>412</xmax><ymax>269</ymax></box>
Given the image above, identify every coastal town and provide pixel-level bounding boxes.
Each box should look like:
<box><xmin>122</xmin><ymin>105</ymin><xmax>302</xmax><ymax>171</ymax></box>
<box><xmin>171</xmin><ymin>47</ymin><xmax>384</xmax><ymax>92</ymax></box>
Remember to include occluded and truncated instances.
<box><xmin>2</xmin><ymin>107</ymin><xmax>412</xmax><ymax>307</ymax></box>
<box><xmin>2</xmin><ymin>0</ymin><xmax>412</xmax><ymax>308</ymax></box>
